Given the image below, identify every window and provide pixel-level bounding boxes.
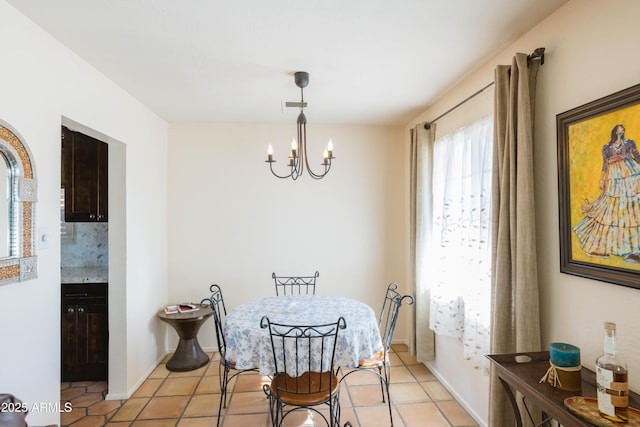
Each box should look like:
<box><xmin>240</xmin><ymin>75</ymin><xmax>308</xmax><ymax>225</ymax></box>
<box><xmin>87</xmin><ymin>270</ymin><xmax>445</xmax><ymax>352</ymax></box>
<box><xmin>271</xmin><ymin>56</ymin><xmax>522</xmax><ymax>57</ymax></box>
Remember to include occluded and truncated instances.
<box><xmin>426</xmin><ymin>115</ymin><xmax>492</xmax><ymax>372</ymax></box>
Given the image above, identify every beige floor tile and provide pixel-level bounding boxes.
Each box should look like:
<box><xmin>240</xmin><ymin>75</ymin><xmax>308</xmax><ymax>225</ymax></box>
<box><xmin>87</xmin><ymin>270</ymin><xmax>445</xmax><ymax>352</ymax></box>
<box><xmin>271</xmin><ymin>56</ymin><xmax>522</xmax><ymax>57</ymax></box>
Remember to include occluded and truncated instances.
<box><xmin>61</xmin><ymin>386</ymin><xmax>88</xmax><ymax>402</ymax></box>
<box><xmin>110</xmin><ymin>398</ymin><xmax>150</xmax><ymax>422</ymax></box>
<box><xmin>87</xmin><ymin>381</ymin><xmax>109</xmax><ymax>394</ymax></box>
<box><xmin>148</xmin><ymin>364</ymin><xmax>171</xmax><ymax>379</ymax></box>
<box><xmin>280</xmin><ymin>409</ymin><xmax>323</xmax><ymax>426</ymax></box>
<box><xmin>396</xmin><ymin>352</ymin><xmax>419</xmax><ymax>366</ymax></box>
<box><xmin>388</xmin><ymin>383</ymin><xmax>430</xmax><ymax>404</ymax></box>
<box><xmin>349</xmin><ymin>384</ymin><xmax>388</xmax><ymax>407</ymax></box>
<box><xmin>354</xmin><ymin>405</ymin><xmax>402</xmax><ymax>427</ymax></box>
<box><xmin>396</xmin><ymin>402</ymin><xmax>451</xmax><ymax>427</ymax></box>
<box><xmin>222</xmin><ymin>412</ymin><xmax>270</xmax><ymax>427</ymax></box>
<box><xmin>87</xmin><ymin>399</ymin><xmax>125</xmax><ymax>416</ymax></box>
<box><xmin>195</xmin><ymin>375</ymin><xmax>221</xmax><ymax>394</ymax></box>
<box><xmin>131</xmin><ymin>378</ymin><xmax>164</xmax><ymax>398</ymax></box>
<box><xmin>338</xmin><ymin>386</ymin><xmax>353</xmax><ymax>408</ymax></box>
<box><xmin>408</xmin><ymin>364</ymin><xmax>436</xmax><ymax>382</ymax></box>
<box><xmin>69</xmin><ymin>415</ymin><xmax>109</xmax><ymax>427</ymax></box>
<box><xmin>421</xmin><ymin>381</ymin><xmax>453</xmax><ymax>401</ymax></box>
<box><xmin>388</xmin><ymin>352</ymin><xmax>404</xmax><ymax>367</ymax></box>
<box><xmin>182</xmin><ymin>393</ymin><xmax>219</xmax><ymax>417</ymax></box>
<box><xmin>177</xmin><ymin>416</ymin><xmax>218</xmax><ymax>427</ymax></box>
<box><xmin>60</xmin><ymin>407</ymin><xmax>87</xmax><ymax>426</ymax></box>
<box><xmin>71</xmin><ymin>392</ymin><xmax>104</xmax><ymax>407</ymax></box>
<box><xmin>130</xmin><ymin>419</ymin><xmax>178</xmax><ymax>427</ymax></box>
<box><xmin>339</xmin><ymin>406</ymin><xmax>357</xmax><ymax>425</ymax></box>
<box><xmin>226</xmin><ymin>390</ymin><xmax>270</xmax><ymax>414</ymax></box>
<box><xmin>437</xmin><ymin>400</ymin><xmax>477</xmax><ymax>426</ymax></box>
<box><xmin>137</xmin><ymin>395</ymin><xmax>190</xmax><ymax>419</ymax></box>
<box><xmin>205</xmin><ymin>361</ymin><xmax>220</xmax><ymax>376</ymax></box>
<box><xmin>156</xmin><ymin>377</ymin><xmax>200</xmax><ymax>396</ymax></box>
<box><xmin>342</xmin><ymin>368</ymin><xmax>381</xmax><ymax>386</ymax></box>
<box><xmin>389</xmin><ymin>366</ymin><xmax>418</xmax><ymax>383</ymax></box>
<box><xmin>391</xmin><ymin>344</ymin><xmax>409</xmax><ymax>353</ymax></box>
<box><xmin>232</xmin><ymin>373</ymin><xmax>271</xmax><ymax>392</ymax></box>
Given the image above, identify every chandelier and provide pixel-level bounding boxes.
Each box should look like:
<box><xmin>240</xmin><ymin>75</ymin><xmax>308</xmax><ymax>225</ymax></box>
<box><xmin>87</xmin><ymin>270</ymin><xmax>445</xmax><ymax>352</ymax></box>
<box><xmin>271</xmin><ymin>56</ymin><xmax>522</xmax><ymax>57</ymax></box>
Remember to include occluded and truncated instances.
<box><xmin>266</xmin><ymin>71</ymin><xmax>335</xmax><ymax>180</ymax></box>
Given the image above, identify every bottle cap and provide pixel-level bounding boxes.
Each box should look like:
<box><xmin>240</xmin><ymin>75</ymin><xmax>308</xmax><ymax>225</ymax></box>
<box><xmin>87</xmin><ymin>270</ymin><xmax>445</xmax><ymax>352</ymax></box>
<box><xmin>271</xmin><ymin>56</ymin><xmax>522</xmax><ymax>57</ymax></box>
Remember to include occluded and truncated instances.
<box><xmin>605</xmin><ymin>322</ymin><xmax>616</xmax><ymax>333</ymax></box>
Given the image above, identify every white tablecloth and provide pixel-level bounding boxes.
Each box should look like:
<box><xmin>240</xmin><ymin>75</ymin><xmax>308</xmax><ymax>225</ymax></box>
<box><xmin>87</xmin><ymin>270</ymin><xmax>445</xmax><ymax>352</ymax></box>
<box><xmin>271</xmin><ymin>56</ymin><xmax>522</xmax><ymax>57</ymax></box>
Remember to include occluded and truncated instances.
<box><xmin>224</xmin><ymin>295</ymin><xmax>383</xmax><ymax>375</ymax></box>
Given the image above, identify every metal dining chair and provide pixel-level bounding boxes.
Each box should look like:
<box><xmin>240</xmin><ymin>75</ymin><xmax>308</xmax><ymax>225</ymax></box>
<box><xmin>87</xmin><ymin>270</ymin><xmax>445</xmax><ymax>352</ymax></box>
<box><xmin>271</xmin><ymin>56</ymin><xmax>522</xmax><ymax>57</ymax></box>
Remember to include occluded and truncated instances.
<box><xmin>272</xmin><ymin>271</ymin><xmax>319</xmax><ymax>295</ymax></box>
<box><xmin>261</xmin><ymin>315</ymin><xmax>347</xmax><ymax>427</ymax></box>
<box><xmin>200</xmin><ymin>284</ymin><xmax>258</xmax><ymax>427</ymax></box>
<box><xmin>339</xmin><ymin>282</ymin><xmax>414</xmax><ymax>427</ymax></box>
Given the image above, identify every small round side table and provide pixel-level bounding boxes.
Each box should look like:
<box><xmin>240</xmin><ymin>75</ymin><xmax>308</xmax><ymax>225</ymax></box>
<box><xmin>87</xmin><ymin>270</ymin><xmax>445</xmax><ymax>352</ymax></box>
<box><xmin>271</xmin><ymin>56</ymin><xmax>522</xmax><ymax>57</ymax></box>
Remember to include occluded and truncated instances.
<box><xmin>157</xmin><ymin>306</ymin><xmax>213</xmax><ymax>371</ymax></box>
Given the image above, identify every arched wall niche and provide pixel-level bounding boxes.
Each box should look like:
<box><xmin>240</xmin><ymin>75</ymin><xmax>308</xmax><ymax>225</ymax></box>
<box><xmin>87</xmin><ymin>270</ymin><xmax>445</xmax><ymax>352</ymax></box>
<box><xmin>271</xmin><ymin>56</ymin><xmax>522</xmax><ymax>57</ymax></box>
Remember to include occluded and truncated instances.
<box><xmin>0</xmin><ymin>120</ymin><xmax>37</xmax><ymax>285</ymax></box>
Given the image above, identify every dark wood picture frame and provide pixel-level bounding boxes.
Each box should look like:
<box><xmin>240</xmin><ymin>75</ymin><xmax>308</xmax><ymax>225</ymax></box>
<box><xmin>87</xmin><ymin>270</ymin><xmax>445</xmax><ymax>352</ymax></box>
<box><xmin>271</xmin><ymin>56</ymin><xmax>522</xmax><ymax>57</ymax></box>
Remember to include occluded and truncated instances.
<box><xmin>557</xmin><ymin>83</ymin><xmax>640</xmax><ymax>289</ymax></box>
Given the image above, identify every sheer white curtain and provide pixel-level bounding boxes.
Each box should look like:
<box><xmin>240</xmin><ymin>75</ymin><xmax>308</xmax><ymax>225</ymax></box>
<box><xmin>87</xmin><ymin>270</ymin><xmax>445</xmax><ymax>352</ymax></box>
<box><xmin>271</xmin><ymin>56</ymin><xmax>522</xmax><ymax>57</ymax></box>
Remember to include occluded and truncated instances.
<box><xmin>427</xmin><ymin>115</ymin><xmax>493</xmax><ymax>373</ymax></box>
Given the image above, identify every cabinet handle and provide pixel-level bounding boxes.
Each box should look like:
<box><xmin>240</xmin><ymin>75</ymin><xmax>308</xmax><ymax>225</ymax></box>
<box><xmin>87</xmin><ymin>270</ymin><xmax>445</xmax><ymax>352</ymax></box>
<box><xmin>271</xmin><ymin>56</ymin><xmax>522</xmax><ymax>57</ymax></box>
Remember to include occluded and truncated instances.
<box><xmin>77</xmin><ymin>307</ymin><xmax>85</xmax><ymax>314</ymax></box>
<box><xmin>89</xmin><ymin>214</ymin><xmax>96</xmax><ymax>220</ymax></box>
<box><xmin>66</xmin><ymin>307</ymin><xmax>75</xmax><ymax>313</ymax></box>
<box><xmin>65</xmin><ymin>293</ymin><xmax>88</xmax><ymax>298</ymax></box>
<box><xmin>97</xmin><ymin>214</ymin><xmax>104</xmax><ymax>220</ymax></box>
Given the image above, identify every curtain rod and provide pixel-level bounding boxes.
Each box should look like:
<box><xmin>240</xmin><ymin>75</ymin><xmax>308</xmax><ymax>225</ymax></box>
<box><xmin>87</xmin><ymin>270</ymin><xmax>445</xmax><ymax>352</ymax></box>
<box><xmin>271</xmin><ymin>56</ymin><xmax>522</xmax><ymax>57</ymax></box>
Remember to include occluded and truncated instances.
<box><xmin>424</xmin><ymin>47</ymin><xmax>545</xmax><ymax>130</ymax></box>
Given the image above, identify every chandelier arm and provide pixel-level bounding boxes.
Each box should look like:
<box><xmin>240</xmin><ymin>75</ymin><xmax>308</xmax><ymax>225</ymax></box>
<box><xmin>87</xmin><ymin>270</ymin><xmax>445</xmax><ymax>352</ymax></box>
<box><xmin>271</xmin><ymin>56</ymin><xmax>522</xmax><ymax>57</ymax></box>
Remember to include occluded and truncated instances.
<box><xmin>302</xmin><ymin>131</ymin><xmax>332</xmax><ymax>180</ymax></box>
<box><xmin>268</xmin><ymin>160</ymin><xmax>295</xmax><ymax>179</ymax></box>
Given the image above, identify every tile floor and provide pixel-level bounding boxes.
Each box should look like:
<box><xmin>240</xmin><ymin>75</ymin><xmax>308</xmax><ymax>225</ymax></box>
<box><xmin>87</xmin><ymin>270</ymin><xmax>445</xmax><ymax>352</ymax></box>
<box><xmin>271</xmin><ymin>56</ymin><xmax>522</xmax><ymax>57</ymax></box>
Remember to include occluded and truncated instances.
<box><xmin>60</xmin><ymin>344</ymin><xmax>479</xmax><ymax>427</ymax></box>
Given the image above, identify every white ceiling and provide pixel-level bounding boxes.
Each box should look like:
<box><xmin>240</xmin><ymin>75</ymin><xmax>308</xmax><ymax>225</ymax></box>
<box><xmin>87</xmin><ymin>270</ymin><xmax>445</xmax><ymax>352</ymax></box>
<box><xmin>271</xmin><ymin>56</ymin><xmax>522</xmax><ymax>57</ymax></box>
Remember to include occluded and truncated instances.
<box><xmin>7</xmin><ymin>0</ymin><xmax>567</xmax><ymax>125</ymax></box>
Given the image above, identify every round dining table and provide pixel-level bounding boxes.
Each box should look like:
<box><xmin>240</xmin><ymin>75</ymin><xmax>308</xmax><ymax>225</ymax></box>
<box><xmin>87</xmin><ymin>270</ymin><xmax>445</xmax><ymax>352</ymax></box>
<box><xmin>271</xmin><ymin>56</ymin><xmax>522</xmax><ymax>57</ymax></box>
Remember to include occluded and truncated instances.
<box><xmin>223</xmin><ymin>295</ymin><xmax>383</xmax><ymax>375</ymax></box>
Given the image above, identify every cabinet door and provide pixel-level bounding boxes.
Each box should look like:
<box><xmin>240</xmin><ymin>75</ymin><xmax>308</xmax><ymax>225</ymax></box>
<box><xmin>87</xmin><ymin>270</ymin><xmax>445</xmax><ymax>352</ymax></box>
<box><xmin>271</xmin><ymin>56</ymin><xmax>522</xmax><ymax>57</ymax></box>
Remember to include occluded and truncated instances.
<box><xmin>61</xmin><ymin>304</ymin><xmax>79</xmax><ymax>381</ymax></box>
<box><xmin>61</xmin><ymin>303</ymin><xmax>108</xmax><ymax>382</ymax></box>
<box><xmin>61</xmin><ymin>126</ymin><xmax>108</xmax><ymax>222</ymax></box>
<box><xmin>78</xmin><ymin>302</ymin><xmax>108</xmax><ymax>380</ymax></box>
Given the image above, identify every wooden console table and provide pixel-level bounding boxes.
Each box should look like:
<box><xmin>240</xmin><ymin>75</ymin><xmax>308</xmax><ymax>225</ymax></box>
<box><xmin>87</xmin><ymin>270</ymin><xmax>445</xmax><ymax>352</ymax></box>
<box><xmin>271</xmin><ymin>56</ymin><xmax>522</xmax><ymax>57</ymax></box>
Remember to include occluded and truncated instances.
<box><xmin>487</xmin><ymin>351</ymin><xmax>639</xmax><ymax>427</ymax></box>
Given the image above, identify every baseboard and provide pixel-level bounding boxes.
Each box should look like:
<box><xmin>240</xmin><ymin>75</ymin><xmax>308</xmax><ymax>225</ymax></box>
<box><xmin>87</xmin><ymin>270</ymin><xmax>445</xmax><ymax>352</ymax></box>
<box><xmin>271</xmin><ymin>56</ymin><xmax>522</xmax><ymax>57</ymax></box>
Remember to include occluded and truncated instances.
<box><xmin>423</xmin><ymin>360</ymin><xmax>487</xmax><ymax>427</ymax></box>
<box><xmin>104</xmin><ymin>352</ymin><xmax>168</xmax><ymax>400</ymax></box>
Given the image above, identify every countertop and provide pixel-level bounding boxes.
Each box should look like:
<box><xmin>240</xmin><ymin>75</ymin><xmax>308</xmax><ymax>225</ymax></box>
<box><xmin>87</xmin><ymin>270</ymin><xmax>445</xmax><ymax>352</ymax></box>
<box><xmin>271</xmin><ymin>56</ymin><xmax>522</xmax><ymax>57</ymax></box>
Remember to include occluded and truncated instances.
<box><xmin>61</xmin><ymin>267</ymin><xmax>109</xmax><ymax>284</ymax></box>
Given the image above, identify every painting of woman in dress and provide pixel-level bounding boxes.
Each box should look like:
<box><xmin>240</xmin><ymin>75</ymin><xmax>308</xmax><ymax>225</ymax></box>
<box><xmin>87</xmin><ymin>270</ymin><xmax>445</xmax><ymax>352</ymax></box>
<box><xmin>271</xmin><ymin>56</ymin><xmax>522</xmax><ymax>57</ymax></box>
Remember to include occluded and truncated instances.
<box><xmin>573</xmin><ymin>124</ymin><xmax>640</xmax><ymax>263</ymax></box>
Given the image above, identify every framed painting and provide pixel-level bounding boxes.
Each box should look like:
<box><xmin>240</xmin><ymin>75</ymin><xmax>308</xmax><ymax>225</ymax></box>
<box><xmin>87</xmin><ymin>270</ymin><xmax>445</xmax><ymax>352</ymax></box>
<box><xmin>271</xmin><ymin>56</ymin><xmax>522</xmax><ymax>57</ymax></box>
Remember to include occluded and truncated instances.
<box><xmin>557</xmin><ymin>83</ymin><xmax>640</xmax><ymax>289</ymax></box>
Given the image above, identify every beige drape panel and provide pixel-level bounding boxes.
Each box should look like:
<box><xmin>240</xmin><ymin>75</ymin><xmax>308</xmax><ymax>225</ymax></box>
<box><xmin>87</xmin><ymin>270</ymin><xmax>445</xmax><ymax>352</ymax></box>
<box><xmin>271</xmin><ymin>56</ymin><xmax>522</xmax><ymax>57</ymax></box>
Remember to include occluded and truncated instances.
<box><xmin>488</xmin><ymin>53</ymin><xmax>542</xmax><ymax>427</ymax></box>
<box><xmin>410</xmin><ymin>123</ymin><xmax>435</xmax><ymax>362</ymax></box>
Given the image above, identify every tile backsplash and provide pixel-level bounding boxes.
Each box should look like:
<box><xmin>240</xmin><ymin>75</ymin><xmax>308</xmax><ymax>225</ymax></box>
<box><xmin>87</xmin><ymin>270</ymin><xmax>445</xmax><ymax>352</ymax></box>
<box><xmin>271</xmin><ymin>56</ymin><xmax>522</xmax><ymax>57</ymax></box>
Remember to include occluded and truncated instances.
<box><xmin>60</xmin><ymin>222</ymin><xmax>108</xmax><ymax>268</ymax></box>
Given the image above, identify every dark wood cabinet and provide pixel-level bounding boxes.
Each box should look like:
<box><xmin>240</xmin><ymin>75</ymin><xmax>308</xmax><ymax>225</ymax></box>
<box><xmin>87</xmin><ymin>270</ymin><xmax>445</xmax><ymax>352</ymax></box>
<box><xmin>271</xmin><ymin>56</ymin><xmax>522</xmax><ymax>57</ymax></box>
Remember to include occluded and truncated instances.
<box><xmin>61</xmin><ymin>283</ymin><xmax>108</xmax><ymax>382</ymax></box>
<box><xmin>61</xmin><ymin>126</ymin><xmax>108</xmax><ymax>222</ymax></box>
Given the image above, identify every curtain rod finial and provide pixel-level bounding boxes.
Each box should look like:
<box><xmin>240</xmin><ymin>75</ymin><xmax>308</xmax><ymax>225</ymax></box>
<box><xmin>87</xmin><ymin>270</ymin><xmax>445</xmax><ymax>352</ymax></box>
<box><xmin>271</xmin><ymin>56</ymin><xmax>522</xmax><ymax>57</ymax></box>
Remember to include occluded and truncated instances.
<box><xmin>528</xmin><ymin>47</ymin><xmax>546</xmax><ymax>65</ymax></box>
<box><xmin>424</xmin><ymin>122</ymin><xmax>431</xmax><ymax>130</ymax></box>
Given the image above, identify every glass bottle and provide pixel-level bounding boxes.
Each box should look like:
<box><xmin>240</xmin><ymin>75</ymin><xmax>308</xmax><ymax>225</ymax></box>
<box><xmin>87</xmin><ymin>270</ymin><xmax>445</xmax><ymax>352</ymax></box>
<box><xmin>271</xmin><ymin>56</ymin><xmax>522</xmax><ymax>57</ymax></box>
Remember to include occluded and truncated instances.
<box><xmin>596</xmin><ymin>322</ymin><xmax>629</xmax><ymax>422</ymax></box>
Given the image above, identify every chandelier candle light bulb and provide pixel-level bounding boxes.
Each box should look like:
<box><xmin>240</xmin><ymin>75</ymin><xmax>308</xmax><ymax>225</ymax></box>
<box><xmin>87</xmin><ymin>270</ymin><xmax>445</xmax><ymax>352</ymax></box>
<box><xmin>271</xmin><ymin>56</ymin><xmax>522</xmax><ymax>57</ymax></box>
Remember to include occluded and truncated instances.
<box><xmin>267</xmin><ymin>144</ymin><xmax>273</xmax><ymax>162</ymax></box>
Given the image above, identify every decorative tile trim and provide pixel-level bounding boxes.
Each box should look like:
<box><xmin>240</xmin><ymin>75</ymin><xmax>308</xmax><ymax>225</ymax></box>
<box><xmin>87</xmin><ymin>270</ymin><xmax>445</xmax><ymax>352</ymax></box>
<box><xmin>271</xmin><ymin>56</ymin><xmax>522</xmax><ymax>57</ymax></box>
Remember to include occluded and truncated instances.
<box><xmin>0</xmin><ymin>120</ymin><xmax>38</xmax><ymax>285</ymax></box>
<box><xmin>20</xmin><ymin>256</ymin><xmax>38</xmax><ymax>281</ymax></box>
<box><xmin>17</xmin><ymin>177</ymin><xmax>37</xmax><ymax>202</ymax></box>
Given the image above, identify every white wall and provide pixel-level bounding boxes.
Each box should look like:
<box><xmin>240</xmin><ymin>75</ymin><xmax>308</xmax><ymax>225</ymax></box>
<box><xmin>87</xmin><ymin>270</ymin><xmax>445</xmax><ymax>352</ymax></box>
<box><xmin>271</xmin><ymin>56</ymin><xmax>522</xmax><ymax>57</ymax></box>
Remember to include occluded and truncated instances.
<box><xmin>407</xmin><ymin>1</ymin><xmax>640</xmax><ymax>425</ymax></box>
<box><xmin>0</xmin><ymin>2</ymin><xmax>169</xmax><ymax>425</ymax></box>
<box><xmin>166</xmin><ymin>123</ymin><xmax>409</xmax><ymax>352</ymax></box>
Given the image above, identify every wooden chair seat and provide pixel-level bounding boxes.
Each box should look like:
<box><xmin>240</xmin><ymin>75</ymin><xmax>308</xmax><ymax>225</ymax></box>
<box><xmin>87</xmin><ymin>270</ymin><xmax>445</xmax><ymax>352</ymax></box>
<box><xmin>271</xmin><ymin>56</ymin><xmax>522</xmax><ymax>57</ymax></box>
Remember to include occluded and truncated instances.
<box><xmin>271</xmin><ymin>372</ymin><xmax>339</xmax><ymax>406</ymax></box>
<box><xmin>358</xmin><ymin>350</ymin><xmax>385</xmax><ymax>368</ymax></box>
